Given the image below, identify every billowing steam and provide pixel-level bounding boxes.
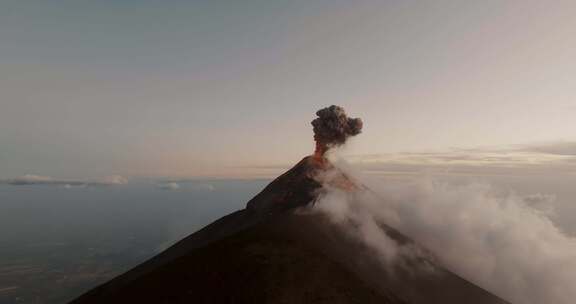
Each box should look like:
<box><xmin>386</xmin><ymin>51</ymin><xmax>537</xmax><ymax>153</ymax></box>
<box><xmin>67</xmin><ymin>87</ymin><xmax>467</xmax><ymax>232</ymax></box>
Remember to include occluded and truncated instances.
<box><xmin>311</xmin><ymin>105</ymin><xmax>363</xmax><ymax>157</ymax></box>
<box><xmin>311</xmin><ymin>158</ymin><xmax>576</xmax><ymax>304</ymax></box>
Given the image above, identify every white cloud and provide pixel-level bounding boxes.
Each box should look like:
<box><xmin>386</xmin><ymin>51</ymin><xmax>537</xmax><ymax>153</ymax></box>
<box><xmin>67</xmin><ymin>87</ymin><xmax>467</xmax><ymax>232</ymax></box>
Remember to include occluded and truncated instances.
<box><xmin>345</xmin><ymin>141</ymin><xmax>576</xmax><ymax>177</ymax></box>
<box><xmin>310</xmin><ymin>157</ymin><xmax>576</xmax><ymax>304</ymax></box>
<box><xmin>157</xmin><ymin>182</ymin><xmax>180</xmax><ymax>191</ymax></box>
<box><xmin>521</xmin><ymin>141</ymin><xmax>576</xmax><ymax>156</ymax></box>
<box><xmin>0</xmin><ymin>174</ymin><xmax>129</xmax><ymax>187</ymax></box>
<box><xmin>101</xmin><ymin>175</ymin><xmax>128</xmax><ymax>185</ymax></box>
<box><xmin>8</xmin><ymin>174</ymin><xmax>54</xmax><ymax>184</ymax></box>
<box><xmin>196</xmin><ymin>183</ymin><xmax>215</xmax><ymax>191</ymax></box>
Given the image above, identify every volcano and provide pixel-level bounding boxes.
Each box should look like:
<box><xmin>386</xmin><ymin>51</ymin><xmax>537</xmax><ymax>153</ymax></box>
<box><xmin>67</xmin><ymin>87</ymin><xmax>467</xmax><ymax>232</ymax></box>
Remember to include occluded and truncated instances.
<box><xmin>71</xmin><ymin>155</ymin><xmax>509</xmax><ymax>304</ymax></box>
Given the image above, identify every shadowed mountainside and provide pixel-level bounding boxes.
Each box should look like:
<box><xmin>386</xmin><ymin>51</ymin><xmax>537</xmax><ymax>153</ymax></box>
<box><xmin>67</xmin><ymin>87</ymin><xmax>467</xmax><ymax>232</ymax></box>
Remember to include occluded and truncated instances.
<box><xmin>71</xmin><ymin>156</ymin><xmax>509</xmax><ymax>304</ymax></box>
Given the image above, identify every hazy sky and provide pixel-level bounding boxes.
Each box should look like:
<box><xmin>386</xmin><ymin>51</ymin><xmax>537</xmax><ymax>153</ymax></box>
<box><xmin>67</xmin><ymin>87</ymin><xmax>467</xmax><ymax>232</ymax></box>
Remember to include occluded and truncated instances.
<box><xmin>2</xmin><ymin>0</ymin><xmax>576</xmax><ymax>178</ymax></box>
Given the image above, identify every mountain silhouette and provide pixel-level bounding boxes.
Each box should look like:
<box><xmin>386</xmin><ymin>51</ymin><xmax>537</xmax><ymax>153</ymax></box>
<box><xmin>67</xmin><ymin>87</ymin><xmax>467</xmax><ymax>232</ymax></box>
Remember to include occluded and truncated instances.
<box><xmin>71</xmin><ymin>156</ymin><xmax>509</xmax><ymax>304</ymax></box>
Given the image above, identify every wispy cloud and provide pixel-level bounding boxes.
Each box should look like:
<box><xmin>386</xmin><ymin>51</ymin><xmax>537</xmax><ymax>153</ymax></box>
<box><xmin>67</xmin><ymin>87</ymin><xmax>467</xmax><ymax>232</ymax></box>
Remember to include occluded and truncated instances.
<box><xmin>345</xmin><ymin>141</ymin><xmax>576</xmax><ymax>177</ymax></box>
<box><xmin>156</xmin><ymin>182</ymin><xmax>180</xmax><ymax>191</ymax></box>
<box><xmin>519</xmin><ymin>141</ymin><xmax>576</xmax><ymax>156</ymax></box>
<box><xmin>312</xmin><ymin>163</ymin><xmax>576</xmax><ymax>304</ymax></box>
<box><xmin>0</xmin><ymin>174</ymin><xmax>128</xmax><ymax>187</ymax></box>
<box><xmin>153</xmin><ymin>179</ymin><xmax>215</xmax><ymax>191</ymax></box>
<box><xmin>195</xmin><ymin>183</ymin><xmax>215</xmax><ymax>191</ymax></box>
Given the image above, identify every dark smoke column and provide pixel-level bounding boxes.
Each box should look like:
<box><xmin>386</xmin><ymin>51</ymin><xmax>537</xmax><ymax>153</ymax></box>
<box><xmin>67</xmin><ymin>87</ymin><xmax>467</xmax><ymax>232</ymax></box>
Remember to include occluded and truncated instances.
<box><xmin>311</xmin><ymin>105</ymin><xmax>363</xmax><ymax>158</ymax></box>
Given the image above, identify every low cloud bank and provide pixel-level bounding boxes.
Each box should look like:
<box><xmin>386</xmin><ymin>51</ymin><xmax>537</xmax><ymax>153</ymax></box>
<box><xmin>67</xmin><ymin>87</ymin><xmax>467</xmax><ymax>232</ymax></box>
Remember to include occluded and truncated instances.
<box><xmin>157</xmin><ymin>182</ymin><xmax>180</xmax><ymax>191</ymax></box>
<box><xmin>347</xmin><ymin>141</ymin><xmax>576</xmax><ymax>177</ymax></box>
<box><xmin>195</xmin><ymin>183</ymin><xmax>215</xmax><ymax>191</ymax></box>
<box><xmin>521</xmin><ymin>141</ymin><xmax>576</xmax><ymax>156</ymax></box>
<box><xmin>311</xmin><ymin>157</ymin><xmax>576</xmax><ymax>304</ymax></box>
<box><xmin>0</xmin><ymin>174</ymin><xmax>128</xmax><ymax>187</ymax></box>
<box><xmin>155</xmin><ymin>180</ymin><xmax>215</xmax><ymax>191</ymax></box>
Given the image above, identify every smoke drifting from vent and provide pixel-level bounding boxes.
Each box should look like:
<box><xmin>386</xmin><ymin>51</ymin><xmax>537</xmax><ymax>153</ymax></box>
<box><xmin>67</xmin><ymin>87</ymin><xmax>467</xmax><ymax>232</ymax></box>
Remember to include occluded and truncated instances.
<box><xmin>312</xmin><ymin>105</ymin><xmax>363</xmax><ymax>157</ymax></box>
<box><xmin>311</xmin><ymin>158</ymin><xmax>576</xmax><ymax>304</ymax></box>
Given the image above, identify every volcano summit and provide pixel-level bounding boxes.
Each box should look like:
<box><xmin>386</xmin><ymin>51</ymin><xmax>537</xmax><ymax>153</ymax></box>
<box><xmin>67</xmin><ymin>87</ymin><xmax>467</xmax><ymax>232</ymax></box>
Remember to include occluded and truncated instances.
<box><xmin>71</xmin><ymin>106</ymin><xmax>508</xmax><ymax>304</ymax></box>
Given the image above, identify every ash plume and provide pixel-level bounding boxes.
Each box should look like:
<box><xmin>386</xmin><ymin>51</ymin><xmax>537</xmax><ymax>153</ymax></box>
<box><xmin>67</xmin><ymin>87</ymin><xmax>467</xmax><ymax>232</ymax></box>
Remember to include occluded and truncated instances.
<box><xmin>312</xmin><ymin>105</ymin><xmax>363</xmax><ymax>157</ymax></box>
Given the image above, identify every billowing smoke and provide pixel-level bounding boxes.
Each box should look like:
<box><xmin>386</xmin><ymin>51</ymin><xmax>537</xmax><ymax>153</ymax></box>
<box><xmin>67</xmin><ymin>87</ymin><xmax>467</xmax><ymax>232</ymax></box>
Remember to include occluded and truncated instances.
<box><xmin>311</xmin><ymin>157</ymin><xmax>576</xmax><ymax>304</ymax></box>
<box><xmin>311</xmin><ymin>105</ymin><xmax>363</xmax><ymax>157</ymax></box>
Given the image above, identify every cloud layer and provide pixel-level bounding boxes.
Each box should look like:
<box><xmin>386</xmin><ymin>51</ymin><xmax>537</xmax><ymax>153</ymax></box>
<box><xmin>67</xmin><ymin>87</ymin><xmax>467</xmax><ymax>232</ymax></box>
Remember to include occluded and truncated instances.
<box><xmin>346</xmin><ymin>141</ymin><xmax>576</xmax><ymax>177</ymax></box>
<box><xmin>311</xmin><ymin>157</ymin><xmax>576</xmax><ymax>304</ymax></box>
<box><xmin>0</xmin><ymin>174</ymin><xmax>128</xmax><ymax>187</ymax></box>
<box><xmin>157</xmin><ymin>182</ymin><xmax>180</xmax><ymax>191</ymax></box>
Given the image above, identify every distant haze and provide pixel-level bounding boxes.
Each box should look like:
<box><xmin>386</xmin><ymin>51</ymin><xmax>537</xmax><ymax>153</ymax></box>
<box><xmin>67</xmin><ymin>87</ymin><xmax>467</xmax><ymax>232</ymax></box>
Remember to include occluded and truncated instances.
<box><xmin>2</xmin><ymin>0</ymin><xmax>576</xmax><ymax>179</ymax></box>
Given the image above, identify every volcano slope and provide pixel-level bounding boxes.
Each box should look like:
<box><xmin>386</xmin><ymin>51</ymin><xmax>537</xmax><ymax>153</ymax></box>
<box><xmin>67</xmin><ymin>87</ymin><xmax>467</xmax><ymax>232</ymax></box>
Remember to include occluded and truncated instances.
<box><xmin>71</xmin><ymin>156</ymin><xmax>509</xmax><ymax>304</ymax></box>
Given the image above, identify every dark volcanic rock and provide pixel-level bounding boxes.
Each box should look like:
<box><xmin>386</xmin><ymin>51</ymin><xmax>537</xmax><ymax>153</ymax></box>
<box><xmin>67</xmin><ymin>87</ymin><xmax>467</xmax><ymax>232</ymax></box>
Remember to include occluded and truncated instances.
<box><xmin>71</xmin><ymin>156</ymin><xmax>509</xmax><ymax>304</ymax></box>
<box><xmin>246</xmin><ymin>156</ymin><xmax>325</xmax><ymax>215</ymax></box>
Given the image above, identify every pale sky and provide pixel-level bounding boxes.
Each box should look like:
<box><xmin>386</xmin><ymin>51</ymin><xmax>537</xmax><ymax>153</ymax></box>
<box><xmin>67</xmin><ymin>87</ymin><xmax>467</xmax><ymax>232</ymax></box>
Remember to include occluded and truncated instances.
<box><xmin>2</xmin><ymin>0</ymin><xmax>576</xmax><ymax>178</ymax></box>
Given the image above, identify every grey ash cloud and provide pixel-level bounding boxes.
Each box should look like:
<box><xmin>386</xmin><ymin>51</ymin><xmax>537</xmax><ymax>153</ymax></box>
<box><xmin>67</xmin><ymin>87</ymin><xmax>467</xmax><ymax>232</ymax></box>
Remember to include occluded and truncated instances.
<box><xmin>312</xmin><ymin>105</ymin><xmax>362</xmax><ymax>157</ymax></box>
